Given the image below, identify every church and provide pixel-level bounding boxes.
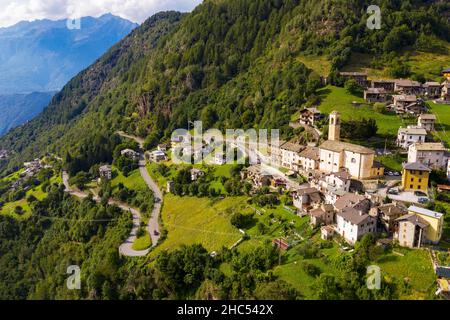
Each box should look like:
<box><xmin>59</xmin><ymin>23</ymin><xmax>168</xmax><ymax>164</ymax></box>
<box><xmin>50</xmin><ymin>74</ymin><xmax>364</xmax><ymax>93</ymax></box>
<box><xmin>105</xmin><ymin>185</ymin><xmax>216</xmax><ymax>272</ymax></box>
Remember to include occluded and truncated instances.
<box><xmin>319</xmin><ymin>111</ymin><xmax>378</xmax><ymax>180</ymax></box>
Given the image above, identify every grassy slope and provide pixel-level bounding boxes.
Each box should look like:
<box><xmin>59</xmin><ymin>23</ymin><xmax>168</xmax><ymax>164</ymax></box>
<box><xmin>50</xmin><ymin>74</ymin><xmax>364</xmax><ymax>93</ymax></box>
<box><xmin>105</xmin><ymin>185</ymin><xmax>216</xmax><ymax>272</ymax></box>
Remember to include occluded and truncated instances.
<box><xmin>110</xmin><ymin>167</ymin><xmax>147</xmax><ymax>191</ymax></box>
<box><xmin>342</xmin><ymin>42</ymin><xmax>450</xmax><ymax>82</ymax></box>
<box><xmin>429</xmin><ymin>102</ymin><xmax>450</xmax><ymax>147</ymax></box>
<box><xmin>0</xmin><ymin>173</ymin><xmax>62</xmax><ymax>220</ymax></box>
<box><xmin>375</xmin><ymin>247</ymin><xmax>436</xmax><ymax>299</ymax></box>
<box><xmin>150</xmin><ymin>195</ymin><xmax>243</xmax><ymax>257</ymax></box>
<box><xmin>273</xmin><ymin>243</ymin><xmax>343</xmax><ymax>299</ymax></box>
<box><xmin>317</xmin><ymin>86</ymin><xmax>415</xmax><ymax>137</ymax></box>
<box><xmin>297</xmin><ymin>55</ymin><xmax>331</xmax><ymax>77</ymax></box>
<box><xmin>132</xmin><ymin>231</ymin><xmax>152</xmax><ymax>251</ymax></box>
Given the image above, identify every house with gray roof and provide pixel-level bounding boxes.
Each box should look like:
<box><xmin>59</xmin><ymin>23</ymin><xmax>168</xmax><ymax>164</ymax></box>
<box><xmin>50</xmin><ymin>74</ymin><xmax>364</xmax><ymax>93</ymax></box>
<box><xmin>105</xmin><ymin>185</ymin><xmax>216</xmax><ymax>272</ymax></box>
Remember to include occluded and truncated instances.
<box><xmin>336</xmin><ymin>207</ymin><xmax>376</xmax><ymax>244</ymax></box>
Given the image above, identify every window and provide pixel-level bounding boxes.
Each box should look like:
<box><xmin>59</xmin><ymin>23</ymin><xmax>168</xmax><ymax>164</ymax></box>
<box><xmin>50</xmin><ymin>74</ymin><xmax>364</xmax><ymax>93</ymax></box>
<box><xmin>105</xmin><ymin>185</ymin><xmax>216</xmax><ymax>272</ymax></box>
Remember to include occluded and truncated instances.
<box><xmin>411</xmin><ymin>178</ymin><xmax>414</xmax><ymax>182</ymax></box>
<box><xmin>410</xmin><ymin>184</ymin><xmax>413</xmax><ymax>189</ymax></box>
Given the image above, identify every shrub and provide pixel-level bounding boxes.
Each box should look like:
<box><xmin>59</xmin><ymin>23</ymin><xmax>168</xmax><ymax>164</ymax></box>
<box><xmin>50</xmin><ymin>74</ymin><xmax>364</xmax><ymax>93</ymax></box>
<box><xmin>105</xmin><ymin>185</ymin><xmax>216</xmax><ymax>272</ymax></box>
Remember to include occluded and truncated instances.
<box><xmin>302</xmin><ymin>262</ymin><xmax>322</xmax><ymax>277</ymax></box>
<box><xmin>230</xmin><ymin>212</ymin><xmax>254</xmax><ymax>229</ymax></box>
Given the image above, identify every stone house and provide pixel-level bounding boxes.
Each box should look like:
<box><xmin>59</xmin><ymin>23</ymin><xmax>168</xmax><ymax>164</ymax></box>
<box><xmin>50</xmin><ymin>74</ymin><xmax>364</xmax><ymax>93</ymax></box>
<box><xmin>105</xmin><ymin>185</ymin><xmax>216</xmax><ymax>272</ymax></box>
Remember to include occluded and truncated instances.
<box><xmin>422</xmin><ymin>82</ymin><xmax>441</xmax><ymax>99</ymax></box>
<box><xmin>364</xmin><ymin>87</ymin><xmax>387</xmax><ymax>103</ymax></box>
<box><xmin>99</xmin><ymin>165</ymin><xmax>112</xmax><ymax>180</ymax></box>
<box><xmin>336</xmin><ymin>207</ymin><xmax>376</xmax><ymax>244</ymax></box>
<box><xmin>408</xmin><ymin>142</ymin><xmax>448</xmax><ymax>170</ymax></box>
<box><xmin>394</xmin><ymin>79</ymin><xmax>422</xmax><ymax>95</ymax></box>
<box><xmin>292</xmin><ymin>187</ymin><xmax>323</xmax><ymax>215</ymax></box>
<box><xmin>371</xmin><ymin>79</ymin><xmax>395</xmax><ymax>92</ymax></box>
<box><xmin>417</xmin><ymin>114</ymin><xmax>437</xmax><ymax>131</ymax></box>
<box><xmin>309</xmin><ymin>203</ymin><xmax>334</xmax><ymax>227</ymax></box>
<box><xmin>339</xmin><ymin>72</ymin><xmax>369</xmax><ymax>87</ymax></box>
<box><xmin>299</xmin><ymin>107</ymin><xmax>324</xmax><ymax>126</ymax></box>
<box><xmin>396</xmin><ymin>126</ymin><xmax>427</xmax><ymax>149</ymax></box>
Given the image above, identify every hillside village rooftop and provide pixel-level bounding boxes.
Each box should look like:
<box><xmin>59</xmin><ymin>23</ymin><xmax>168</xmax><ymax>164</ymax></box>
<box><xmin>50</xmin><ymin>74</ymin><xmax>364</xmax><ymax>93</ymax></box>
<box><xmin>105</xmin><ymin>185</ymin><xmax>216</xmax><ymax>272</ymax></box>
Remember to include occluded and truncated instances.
<box><xmin>334</xmin><ymin>193</ymin><xmax>366</xmax><ymax>211</ymax></box>
<box><xmin>394</xmin><ymin>79</ymin><xmax>422</xmax><ymax>87</ymax></box>
<box><xmin>339</xmin><ymin>207</ymin><xmax>372</xmax><ymax>225</ymax></box>
<box><xmin>365</xmin><ymin>87</ymin><xmax>386</xmax><ymax>94</ymax></box>
<box><xmin>412</xmin><ymin>142</ymin><xmax>447</xmax><ymax>151</ymax></box>
<box><xmin>418</xmin><ymin>114</ymin><xmax>437</xmax><ymax>120</ymax></box>
<box><xmin>319</xmin><ymin>140</ymin><xmax>374</xmax><ymax>154</ymax></box>
<box><xmin>298</xmin><ymin>146</ymin><xmax>319</xmax><ymax>161</ymax></box>
<box><xmin>423</xmin><ymin>82</ymin><xmax>441</xmax><ymax>87</ymax></box>
<box><xmin>397</xmin><ymin>127</ymin><xmax>427</xmax><ymax>135</ymax></box>
<box><xmin>409</xmin><ymin>205</ymin><xmax>444</xmax><ymax>219</ymax></box>
<box><xmin>402</xmin><ymin>162</ymin><xmax>431</xmax><ymax>172</ymax></box>
<box><xmin>392</xmin><ymin>94</ymin><xmax>417</xmax><ymax>102</ymax></box>
<box><xmin>280</xmin><ymin>141</ymin><xmax>304</xmax><ymax>153</ymax></box>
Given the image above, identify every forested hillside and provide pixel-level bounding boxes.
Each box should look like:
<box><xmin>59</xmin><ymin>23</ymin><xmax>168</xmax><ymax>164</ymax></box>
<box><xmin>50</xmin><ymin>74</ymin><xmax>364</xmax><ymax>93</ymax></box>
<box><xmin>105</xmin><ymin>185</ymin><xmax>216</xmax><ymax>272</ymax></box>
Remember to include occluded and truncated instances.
<box><xmin>0</xmin><ymin>0</ymin><xmax>449</xmax><ymax>300</ymax></box>
<box><xmin>1</xmin><ymin>0</ymin><xmax>449</xmax><ymax>176</ymax></box>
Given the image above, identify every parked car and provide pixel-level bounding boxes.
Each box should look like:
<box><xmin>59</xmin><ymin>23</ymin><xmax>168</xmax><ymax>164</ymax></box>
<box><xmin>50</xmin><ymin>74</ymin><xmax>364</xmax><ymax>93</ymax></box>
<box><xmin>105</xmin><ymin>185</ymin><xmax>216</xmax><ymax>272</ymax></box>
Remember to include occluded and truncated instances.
<box><xmin>418</xmin><ymin>197</ymin><xmax>429</xmax><ymax>204</ymax></box>
<box><xmin>388</xmin><ymin>188</ymin><xmax>399</xmax><ymax>195</ymax></box>
<box><xmin>414</xmin><ymin>191</ymin><xmax>428</xmax><ymax>197</ymax></box>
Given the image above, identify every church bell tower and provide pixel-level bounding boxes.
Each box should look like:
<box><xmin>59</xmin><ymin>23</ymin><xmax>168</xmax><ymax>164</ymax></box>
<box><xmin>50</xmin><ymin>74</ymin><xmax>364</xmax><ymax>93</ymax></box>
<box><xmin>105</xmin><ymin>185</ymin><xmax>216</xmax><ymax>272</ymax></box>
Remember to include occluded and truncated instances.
<box><xmin>328</xmin><ymin>111</ymin><xmax>341</xmax><ymax>141</ymax></box>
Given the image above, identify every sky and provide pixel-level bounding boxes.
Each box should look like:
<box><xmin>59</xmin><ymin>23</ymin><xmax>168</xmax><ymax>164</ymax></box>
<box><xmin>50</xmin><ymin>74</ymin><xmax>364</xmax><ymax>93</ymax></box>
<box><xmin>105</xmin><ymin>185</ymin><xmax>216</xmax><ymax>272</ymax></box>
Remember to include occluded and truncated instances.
<box><xmin>0</xmin><ymin>0</ymin><xmax>203</xmax><ymax>28</ymax></box>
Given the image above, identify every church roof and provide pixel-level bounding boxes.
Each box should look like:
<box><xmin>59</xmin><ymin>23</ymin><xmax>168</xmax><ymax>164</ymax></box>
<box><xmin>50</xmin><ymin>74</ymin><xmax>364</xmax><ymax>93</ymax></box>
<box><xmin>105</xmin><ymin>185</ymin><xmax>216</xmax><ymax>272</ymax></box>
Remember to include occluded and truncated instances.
<box><xmin>319</xmin><ymin>140</ymin><xmax>374</xmax><ymax>155</ymax></box>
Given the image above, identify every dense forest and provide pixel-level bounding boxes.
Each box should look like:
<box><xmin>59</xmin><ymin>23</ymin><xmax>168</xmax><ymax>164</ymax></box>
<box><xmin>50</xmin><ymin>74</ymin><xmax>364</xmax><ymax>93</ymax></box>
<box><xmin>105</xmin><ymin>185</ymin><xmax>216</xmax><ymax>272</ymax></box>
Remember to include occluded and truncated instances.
<box><xmin>0</xmin><ymin>0</ymin><xmax>449</xmax><ymax>300</ymax></box>
<box><xmin>0</xmin><ymin>184</ymin><xmax>401</xmax><ymax>299</ymax></box>
<box><xmin>1</xmin><ymin>0</ymin><xmax>449</xmax><ymax>176</ymax></box>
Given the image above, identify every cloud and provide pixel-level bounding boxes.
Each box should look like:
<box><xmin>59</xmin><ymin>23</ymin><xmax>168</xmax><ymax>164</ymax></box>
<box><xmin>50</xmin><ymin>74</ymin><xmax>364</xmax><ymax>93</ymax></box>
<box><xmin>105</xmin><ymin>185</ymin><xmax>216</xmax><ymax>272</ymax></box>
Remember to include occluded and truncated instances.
<box><xmin>0</xmin><ymin>0</ymin><xmax>202</xmax><ymax>28</ymax></box>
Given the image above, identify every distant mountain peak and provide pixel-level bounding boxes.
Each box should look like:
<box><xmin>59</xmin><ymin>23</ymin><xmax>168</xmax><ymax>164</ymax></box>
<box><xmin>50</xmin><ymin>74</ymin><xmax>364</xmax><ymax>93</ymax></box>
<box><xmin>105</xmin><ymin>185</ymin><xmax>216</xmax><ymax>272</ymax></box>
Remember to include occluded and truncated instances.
<box><xmin>0</xmin><ymin>14</ymin><xmax>138</xmax><ymax>94</ymax></box>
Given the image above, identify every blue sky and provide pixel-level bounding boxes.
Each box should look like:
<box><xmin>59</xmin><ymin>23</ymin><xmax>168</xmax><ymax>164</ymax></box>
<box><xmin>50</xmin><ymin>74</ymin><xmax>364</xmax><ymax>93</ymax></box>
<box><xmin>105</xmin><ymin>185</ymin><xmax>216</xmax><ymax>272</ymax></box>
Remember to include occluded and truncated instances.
<box><xmin>0</xmin><ymin>0</ymin><xmax>202</xmax><ymax>28</ymax></box>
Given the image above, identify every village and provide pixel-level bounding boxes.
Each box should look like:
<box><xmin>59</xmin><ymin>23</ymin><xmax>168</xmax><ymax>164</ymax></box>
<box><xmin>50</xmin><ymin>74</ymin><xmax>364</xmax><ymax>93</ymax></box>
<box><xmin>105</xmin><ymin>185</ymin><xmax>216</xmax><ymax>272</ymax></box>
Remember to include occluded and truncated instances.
<box><xmin>150</xmin><ymin>69</ymin><xmax>450</xmax><ymax>251</ymax></box>
<box><xmin>1</xmin><ymin>68</ymin><xmax>450</xmax><ymax>299</ymax></box>
<box><xmin>144</xmin><ymin>68</ymin><xmax>450</xmax><ymax>297</ymax></box>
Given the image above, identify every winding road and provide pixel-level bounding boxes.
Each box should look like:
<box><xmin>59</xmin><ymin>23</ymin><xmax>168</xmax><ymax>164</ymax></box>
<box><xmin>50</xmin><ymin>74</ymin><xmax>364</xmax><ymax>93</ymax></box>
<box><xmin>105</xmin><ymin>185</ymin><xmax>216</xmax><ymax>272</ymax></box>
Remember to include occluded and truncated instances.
<box><xmin>62</xmin><ymin>171</ymin><xmax>151</xmax><ymax>256</ymax></box>
<box><xmin>116</xmin><ymin>131</ymin><xmax>163</xmax><ymax>250</ymax></box>
<box><xmin>62</xmin><ymin>130</ymin><xmax>163</xmax><ymax>257</ymax></box>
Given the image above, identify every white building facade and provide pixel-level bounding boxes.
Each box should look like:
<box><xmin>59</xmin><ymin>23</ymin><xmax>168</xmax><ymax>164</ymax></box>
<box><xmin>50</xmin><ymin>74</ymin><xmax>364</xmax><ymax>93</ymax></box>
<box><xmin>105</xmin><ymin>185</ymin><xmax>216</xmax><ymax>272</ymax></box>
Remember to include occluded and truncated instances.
<box><xmin>408</xmin><ymin>142</ymin><xmax>448</xmax><ymax>170</ymax></box>
<box><xmin>336</xmin><ymin>208</ymin><xmax>376</xmax><ymax>244</ymax></box>
<box><xmin>396</xmin><ymin>127</ymin><xmax>427</xmax><ymax>149</ymax></box>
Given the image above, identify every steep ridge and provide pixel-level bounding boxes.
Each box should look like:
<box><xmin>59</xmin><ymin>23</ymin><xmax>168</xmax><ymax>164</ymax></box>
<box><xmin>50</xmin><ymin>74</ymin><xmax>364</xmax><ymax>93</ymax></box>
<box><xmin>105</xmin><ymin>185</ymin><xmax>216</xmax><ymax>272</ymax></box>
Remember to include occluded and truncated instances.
<box><xmin>0</xmin><ymin>0</ymin><xmax>449</xmax><ymax>176</ymax></box>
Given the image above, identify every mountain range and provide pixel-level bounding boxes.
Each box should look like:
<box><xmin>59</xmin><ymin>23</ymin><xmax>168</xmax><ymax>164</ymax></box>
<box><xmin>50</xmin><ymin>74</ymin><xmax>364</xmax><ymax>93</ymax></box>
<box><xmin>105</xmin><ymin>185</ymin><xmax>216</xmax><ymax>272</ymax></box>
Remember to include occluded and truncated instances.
<box><xmin>0</xmin><ymin>14</ymin><xmax>137</xmax><ymax>137</ymax></box>
<box><xmin>1</xmin><ymin>0</ymin><xmax>449</xmax><ymax>176</ymax></box>
<box><xmin>0</xmin><ymin>92</ymin><xmax>55</xmax><ymax>136</ymax></box>
<box><xmin>0</xmin><ymin>0</ymin><xmax>450</xmax><ymax>301</ymax></box>
<box><xmin>0</xmin><ymin>13</ymin><xmax>138</xmax><ymax>94</ymax></box>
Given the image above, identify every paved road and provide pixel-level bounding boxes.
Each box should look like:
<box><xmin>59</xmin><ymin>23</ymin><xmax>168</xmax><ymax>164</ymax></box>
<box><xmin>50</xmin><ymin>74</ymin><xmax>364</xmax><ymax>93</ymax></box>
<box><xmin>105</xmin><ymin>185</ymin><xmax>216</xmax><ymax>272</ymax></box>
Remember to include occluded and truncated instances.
<box><xmin>117</xmin><ymin>131</ymin><xmax>145</xmax><ymax>148</ymax></box>
<box><xmin>117</xmin><ymin>131</ymin><xmax>163</xmax><ymax>246</ymax></box>
<box><xmin>227</xmin><ymin>138</ymin><xmax>301</xmax><ymax>190</ymax></box>
<box><xmin>62</xmin><ymin>171</ymin><xmax>151</xmax><ymax>257</ymax></box>
<box><xmin>138</xmin><ymin>152</ymin><xmax>162</xmax><ymax>246</ymax></box>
